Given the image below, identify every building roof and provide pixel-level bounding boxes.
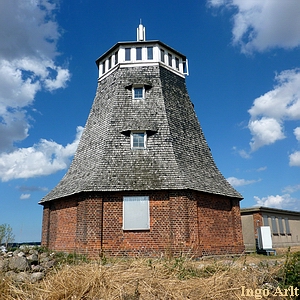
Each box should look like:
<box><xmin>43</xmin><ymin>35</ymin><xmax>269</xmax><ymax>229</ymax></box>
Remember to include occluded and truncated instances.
<box><xmin>241</xmin><ymin>206</ymin><xmax>300</xmax><ymax>216</ymax></box>
<box><xmin>95</xmin><ymin>40</ymin><xmax>187</xmax><ymax>67</ymax></box>
<box><xmin>40</xmin><ymin>42</ymin><xmax>242</xmax><ymax>204</ymax></box>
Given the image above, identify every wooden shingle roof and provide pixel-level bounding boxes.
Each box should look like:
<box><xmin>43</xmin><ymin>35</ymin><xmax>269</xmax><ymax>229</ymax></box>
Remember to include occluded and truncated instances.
<box><xmin>40</xmin><ymin>64</ymin><xmax>242</xmax><ymax>203</ymax></box>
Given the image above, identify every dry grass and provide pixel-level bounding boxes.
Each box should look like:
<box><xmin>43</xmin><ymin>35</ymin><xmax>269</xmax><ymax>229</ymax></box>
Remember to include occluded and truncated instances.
<box><xmin>1</xmin><ymin>248</ymin><xmax>298</xmax><ymax>300</ymax></box>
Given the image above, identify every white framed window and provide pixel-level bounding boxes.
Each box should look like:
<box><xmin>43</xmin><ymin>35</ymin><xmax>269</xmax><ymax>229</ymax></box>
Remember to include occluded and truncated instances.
<box><xmin>160</xmin><ymin>49</ymin><xmax>165</xmax><ymax>62</ymax></box>
<box><xmin>175</xmin><ymin>57</ymin><xmax>179</xmax><ymax>70</ymax></box>
<box><xmin>168</xmin><ymin>53</ymin><xmax>172</xmax><ymax>66</ymax></box>
<box><xmin>131</xmin><ymin>131</ymin><xmax>146</xmax><ymax>149</ymax></box>
<box><xmin>123</xmin><ymin>196</ymin><xmax>150</xmax><ymax>230</ymax></box>
<box><xmin>136</xmin><ymin>47</ymin><xmax>142</xmax><ymax>60</ymax></box>
<box><xmin>132</xmin><ymin>86</ymin><xmax>144</xmax><ymax>99</ymax></box>
<box><xmin>125</xmin><ymin>48</ymin><xmax>131</xmax><ymax>61</ymax></box>
<box><xmin>147</xmin><ymin>47</ymin><xmax>153</xmax><ymax>60</ymax></box>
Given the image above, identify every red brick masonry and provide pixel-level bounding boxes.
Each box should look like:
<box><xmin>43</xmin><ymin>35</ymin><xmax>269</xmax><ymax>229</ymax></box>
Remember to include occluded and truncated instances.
<box><xmin>41</xmin><ymin>190</ymin><xmax>244</xmax><ymax>258</ymax></box>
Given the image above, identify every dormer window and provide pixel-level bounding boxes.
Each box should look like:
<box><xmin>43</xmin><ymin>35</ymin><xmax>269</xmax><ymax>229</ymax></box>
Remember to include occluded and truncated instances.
<box><xmin>133</xmin><ymin>86</ymin><xmax>144</xmax><ymax>99</ymax></box>
<box><xmin>131</xmin><ymin>131</ymin><xmax>146</xmax><ymax>149</ymax></box>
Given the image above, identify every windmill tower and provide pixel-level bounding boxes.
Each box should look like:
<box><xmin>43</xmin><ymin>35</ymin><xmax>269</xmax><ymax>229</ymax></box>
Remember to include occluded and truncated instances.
<box><xmin>40</xmin><ymin>24</ymin><xmax>244</xmax><ymax>257</ymax></box>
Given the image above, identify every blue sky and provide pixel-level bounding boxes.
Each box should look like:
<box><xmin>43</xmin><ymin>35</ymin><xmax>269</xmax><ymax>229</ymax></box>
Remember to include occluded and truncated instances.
<box><xmin>1</xmin><ymin>0</ymin><xmax>300</xmax><ymax>242</ymax></box>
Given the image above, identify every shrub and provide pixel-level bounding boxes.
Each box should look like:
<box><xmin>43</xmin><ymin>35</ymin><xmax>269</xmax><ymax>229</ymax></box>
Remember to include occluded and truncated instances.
<box><xmin>279</xmin><ymin>248</ymin><xmax>300</xmax><ymax>299</ymax></box>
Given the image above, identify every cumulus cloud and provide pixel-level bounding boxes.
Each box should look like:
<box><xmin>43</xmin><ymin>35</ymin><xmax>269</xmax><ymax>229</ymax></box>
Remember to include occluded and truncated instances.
<box><xmin>0</xmin><ymin>126</ymin><xmax>83</xmax><ymax>182</ymax></box>
<box><xmin>208</xmin><ymin>0</ymin><xmax>300</xmax><ymax>54</ymax></box>
<box><xmin>208</xmin><ymin>1</ymin><xmax>300</xmax><ymax>158</ymax></box>
<box><xmin>227</xmin><ymin>176</ymin><xmax>259</xmax><ymax>187</ymax></box>
<box><xmin>294</xmin><ymin>127</ymin><xmax>300</xmax><ymax>141</ymax></box>
<box><xmin>0</xmin><ymin>0</ymin><xmax>70</xmax><ymax>152</ymax></box>
<box><xmin>289</xmin><ymin>151</ymin><xmax>300</xmax><ymax>167</ymax></box>
<box><xmin>254</xmin><ymin>194</ymin><xmax>295</xmax><ymax>209</ymax></box>
<box><xmin>247</xmin><ymin>69</ymin><xmax>300</xmax><ymax>151</ymax></box>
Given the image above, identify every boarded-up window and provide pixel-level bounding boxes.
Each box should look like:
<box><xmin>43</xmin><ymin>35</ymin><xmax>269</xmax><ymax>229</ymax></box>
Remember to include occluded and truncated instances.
<box><xmin>123</xmin><ymin>196</ymin><xmax>149</xmax><ymax>230</ymax></box>
<box><xmin>263</xmin><ymin>215</ymin><xmax>269</xmax><ymax>226</ymax></box>
<box><xmin>271</xmin><ymin>216</ymin><xmax>278</xmax><ymax>234</ymax></box>
<box><xmin>285</xmin><ymin>218</ymin><xmax>291</xmax><ymax>234</ymax></box>
<box><xmin>278</xmin><ymin>217</ymin><xmax>285</xmax><ymax>234</ymax></box>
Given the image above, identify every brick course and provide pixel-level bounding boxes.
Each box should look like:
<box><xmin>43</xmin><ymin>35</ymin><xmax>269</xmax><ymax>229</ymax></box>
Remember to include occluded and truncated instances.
<box><xmin>41</xmin><ymin>190</ymin><xmax>244</xmax><ymax>257</ymax></box>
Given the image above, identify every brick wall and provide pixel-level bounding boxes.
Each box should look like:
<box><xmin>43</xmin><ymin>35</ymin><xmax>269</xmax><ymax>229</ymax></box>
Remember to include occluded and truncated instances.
<box><xmin>252</xmin><ymin>212</ymin><xmax>263</xmax><ymax>239</ymax></box>
<box><xmin>41</xmin><ymin>190</ymin><xmax>244</xmax><ymax>257</ymax></box>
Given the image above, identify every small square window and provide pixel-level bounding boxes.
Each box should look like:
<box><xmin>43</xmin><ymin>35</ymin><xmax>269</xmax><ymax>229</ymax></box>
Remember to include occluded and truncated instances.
<box><xmin>131</xmin><ymin>132</ymin><xmax>146</xmax><ymax>149</ymax></box>
<box><xmin>125</xmin><ymin>48</ymin><xmax>131</xmax><ymax>61</ymax></box>
<box><xmin>136</xmin><ymin>47</ymin><xmax>142</xmax><ymax>60</ymax></box>
<box><xmin>123</xmin><ymin>196</ymin><xmax>150</xmax><ymax>230</ymax></box>
<box><xmin>133</xmin><ymin>87</ymin><xmax>144</xmax><ymax>99</ymax></box>
<box><xmin>147</xmin><ymin>47</ymin><xmax>153</xmax><ymax>60</ymax></box>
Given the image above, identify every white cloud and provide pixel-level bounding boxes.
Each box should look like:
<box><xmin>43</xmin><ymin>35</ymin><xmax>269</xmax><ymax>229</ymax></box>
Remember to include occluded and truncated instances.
<box><xmin>254</xmin><ymin>194</ymin><xmax>295</xmax><ymax>210</ymax></box>
<box><xmin>248</xmin><ymin>117</ymin><xmax>285</xmax><ymax>151</ymax></box>
<box><xmin>0</xmin><ymin>126</ymin><xmax>83</xmax><ymax>182</ymax></box>
<box><xmin>256</xmin><ymin>166</ymin><xmax>267</xmax><ymax>172</ymax></box>
<box><xmin>247</xmin><ymin>69</ymin><xmax>300</xmax><ymax>151</ymax></box>
<box><xmin>208</xmin><ymin>0</ymin><xmax>300</xmax><ymax>54</ymax></box>
<box><xmin>20</xmin><ymin>194</ymin><xmax>31</xmax><ymax>200</ymax></box>
<box><xmin>208</xmin><ymin>1</ymin><xmax>300</xmax><ymax>160</ymax></box>
<box><xmin>227</xmin><ymin>176</ymin><xmax>259</xmax><ymax>187</ymax></box>
<box><xmin>283</xmin><ymin>183</ymin><xmax>300</xmax><ymax>194</ymax></box>
<box><xmin>0</xmin><ymin>0</ymin><xmax>70</xmax><ymax>152</ymax></box>
<box><xmin>238</xmin><ymin>149</ymin><xmax>251</xmax><ymax>159</ymax></box>
<box><xmin>289</xmin><ymin>151</ymin><xmax>300</xmax><ymax>167</ymax></box>
<box><xmin>294</xmin><ymin>127</ymin><xmax>300</xmax><ymax>141</ymax></box>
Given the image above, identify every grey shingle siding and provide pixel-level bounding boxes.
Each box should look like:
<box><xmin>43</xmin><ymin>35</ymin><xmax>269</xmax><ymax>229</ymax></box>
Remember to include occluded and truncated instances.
<box><xmin>40</xmin><ymin>65</ymin><xmax>242</xmax><ymax>203</ymax></box>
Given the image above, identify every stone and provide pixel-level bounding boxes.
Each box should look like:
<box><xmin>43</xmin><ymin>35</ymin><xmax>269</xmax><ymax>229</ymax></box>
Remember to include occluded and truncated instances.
<box><xmin>0</xmin><ymin>259</ymin><xmax>9</xmax><ymax>272</ymax></box>
<box><xmin>9</xmin><ymin>256</ymin><xmax>31</xmax><ymax>272</ymax></box>
<box><xmin>30</xmin><ymin>272</ymin><xmax>44</xmax><ymax>283</ymax></box>
<box><xmin>27</xmin><ymin>253</ymin><xmax>39</xmax><ymax>264</ymax></box>
<box><xmin>17</xmin><ymin>251</ymin><xmax>26</xmax><ymax>257</ymax></box>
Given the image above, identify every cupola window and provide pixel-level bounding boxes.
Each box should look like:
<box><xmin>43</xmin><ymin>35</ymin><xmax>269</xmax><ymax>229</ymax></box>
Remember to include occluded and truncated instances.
<box><xmin>147</xmin><ymin>47</ymin><xmax>153</xmax><ymax>60</ymax></box>
<box><xmin>136</xmin><ymin>47</ymin><xmax>142</xmax><ymax>60</ymax></box>
<box><xmin>108</xmin><ymin>56</ymin><xmax>112</xmax><ymax>69</ymax></box>
<box><xmin>160</xmin><ymin>49</ymin><xmax>165</xmax><ymax>63</ymax></box>
<box><xmin>175</xmin><ymin>57</ymin><xmax>179</xmax><ymax>70</ymax></box>
<box><xmin>168</xmin><ymin>53</ymin><xmax>172</xmax><ymax>67</ymax></box>
<box><xmin>125</xmin><ymin>48</ymin><xmax>131</xmax><ymax>61</ymax></box>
